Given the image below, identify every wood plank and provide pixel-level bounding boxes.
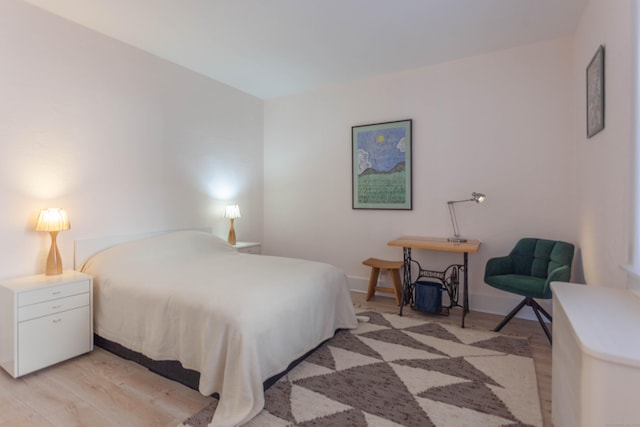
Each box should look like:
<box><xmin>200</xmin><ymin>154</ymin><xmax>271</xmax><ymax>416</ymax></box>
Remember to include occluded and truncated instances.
<box><xmin>388</xmin><ymin>236</ymin><xmax>481</xmax><ymax>253</ymax></box>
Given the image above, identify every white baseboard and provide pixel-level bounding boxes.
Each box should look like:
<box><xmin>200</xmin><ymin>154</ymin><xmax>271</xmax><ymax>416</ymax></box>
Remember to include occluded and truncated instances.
<box><xmin>347</xmin><ymin>275</ymin><xmax>550</xmax><ymax>323</ymax></box>
<box><xmin>347</xmin><ymin>276</ymin><xmax>370</xmax><ymax>293</ymax></box>
<box><xmin>471</xmin><ymin>292</ymin><xmax>551</xmax><ymax>323</ymax></box>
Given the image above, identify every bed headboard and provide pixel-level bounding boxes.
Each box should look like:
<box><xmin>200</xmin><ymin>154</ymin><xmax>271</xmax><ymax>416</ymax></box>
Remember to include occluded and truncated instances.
<box><xmin>73</xmin><ymin>227</ymin><xmax>212</xmax><ymax>270</ymax></box>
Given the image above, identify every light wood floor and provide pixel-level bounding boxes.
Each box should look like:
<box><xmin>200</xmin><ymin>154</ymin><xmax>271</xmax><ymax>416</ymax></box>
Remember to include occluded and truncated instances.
<box><xmin>0</xmin><ymin>344</ymin><xmax>211</xmax><ymax>426</ymax></box>
<box><xmin>0</xmin><ymin>293</ymin><xmax>552</xmax><ymax>427</ymax></box>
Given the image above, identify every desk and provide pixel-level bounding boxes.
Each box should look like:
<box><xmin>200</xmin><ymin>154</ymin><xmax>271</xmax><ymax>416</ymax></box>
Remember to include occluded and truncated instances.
<box><xmin>388</xmin><ymin>236</ymin><xmax>481</xmax><ymax>327</ymax></box>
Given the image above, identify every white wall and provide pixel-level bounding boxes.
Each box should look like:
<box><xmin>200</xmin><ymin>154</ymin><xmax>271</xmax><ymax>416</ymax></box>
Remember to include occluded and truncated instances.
<box><xmin>572</xmin><ymin>0</ymin><xmax>633</xmax><ymax>288</ymax></box>
<box><xmin>6</xmin><ymin>0</ymin><xmax>631</xmax><ymax>318</ymax></box>
<box><xmin>0</xmin><ymin>0</ymin><xmax>264</xmax><ymax>278</ymax></box>
<box><xmin>264</xmin><ymin>38</ymin><xmax>578</xmax><ymax>316</ymax></box>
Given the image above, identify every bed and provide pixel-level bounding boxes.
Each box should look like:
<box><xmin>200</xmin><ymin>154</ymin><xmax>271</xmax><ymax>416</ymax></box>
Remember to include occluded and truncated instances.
<box><xmin>76</xmin><ymin>230</ymin><xmax>358</xmax><ymax>426</ymax></box>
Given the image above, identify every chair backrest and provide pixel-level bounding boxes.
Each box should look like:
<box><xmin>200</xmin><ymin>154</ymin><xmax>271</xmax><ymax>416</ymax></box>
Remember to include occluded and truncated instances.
<box><xmin>509</xmin><ymin>238</ymin><xmax>574</xmax><ymax>279</ymax></box>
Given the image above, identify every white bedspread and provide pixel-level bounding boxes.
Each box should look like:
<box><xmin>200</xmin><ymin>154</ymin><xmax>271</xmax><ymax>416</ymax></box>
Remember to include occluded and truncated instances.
<box><xmin>81</xmin><ymin>231</ymin><xmax>357</xmax><ymax>426</ymax></box>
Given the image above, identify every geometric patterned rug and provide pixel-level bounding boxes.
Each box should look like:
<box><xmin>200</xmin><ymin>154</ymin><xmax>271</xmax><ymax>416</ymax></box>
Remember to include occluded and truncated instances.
<box><xmin>179</xmin><ymin>310</ymin><xmax>542</xmax><ymax>427</ymax></box>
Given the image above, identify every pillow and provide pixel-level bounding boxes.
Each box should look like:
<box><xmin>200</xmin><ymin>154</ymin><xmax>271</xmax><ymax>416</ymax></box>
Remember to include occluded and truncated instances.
<box><xmin>81</xmin><ymin>230</ymin><xmax>234</xmax><ymax>272</ymax></box>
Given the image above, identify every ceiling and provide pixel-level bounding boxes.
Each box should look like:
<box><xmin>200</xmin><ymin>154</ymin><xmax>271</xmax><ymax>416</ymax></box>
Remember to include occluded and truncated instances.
<box><xmin>24</xmin><ymin>0</ymin><xmax>588</xmax><ymax>99</ymax></box>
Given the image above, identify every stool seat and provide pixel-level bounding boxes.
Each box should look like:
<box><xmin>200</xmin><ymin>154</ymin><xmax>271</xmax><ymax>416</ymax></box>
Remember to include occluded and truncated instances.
<box><xmin>362</xmin><ymin>258</ymin><xmax>403</xmax><ymax>305</ymax></box>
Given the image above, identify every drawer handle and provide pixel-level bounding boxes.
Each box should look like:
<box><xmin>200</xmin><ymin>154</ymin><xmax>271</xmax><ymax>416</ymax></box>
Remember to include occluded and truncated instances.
<box><xmin>52</xmin><ymin>291</ymin><xmax>61</xmax><ymax>295</ymax></box>
<box><xmin>52</xmin><ymin>318</ymin><xmax>63</xmax><ymax>324</ymax></box>
<box><xmin>52</xmin><ymin>305</ymin><xmax>61</xmax><ymax>310</ymax></box>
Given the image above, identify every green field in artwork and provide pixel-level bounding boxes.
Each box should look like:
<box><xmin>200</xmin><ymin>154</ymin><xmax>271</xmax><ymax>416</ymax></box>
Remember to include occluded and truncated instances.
<box><xmin>357</xmin><ymin>172</ymin><xmax>406</xmax><ymax>204</ymax></box>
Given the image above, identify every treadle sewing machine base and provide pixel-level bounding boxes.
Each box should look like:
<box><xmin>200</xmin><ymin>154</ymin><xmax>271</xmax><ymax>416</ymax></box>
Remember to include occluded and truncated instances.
<box><xmin>388</xmin><ymin>236</ymin><xmax>481</xmax><ymax>328</ymax></box>
<box><xmin>406</xmin><ymin>260</ymin><xmax>463</xmax><ymax>316</ymax></box>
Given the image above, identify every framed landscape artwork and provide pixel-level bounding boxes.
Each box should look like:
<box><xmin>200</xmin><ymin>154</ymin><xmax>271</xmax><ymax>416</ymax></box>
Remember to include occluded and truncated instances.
<box><xmin>352</xmin><ymin>119</ymin><xmax>412</xmax><ymax>210</ymax></box>
<box><xmin>586</xmin><ymin>45</ymin><xmax>605</xmax><ymax>138</ymax></box>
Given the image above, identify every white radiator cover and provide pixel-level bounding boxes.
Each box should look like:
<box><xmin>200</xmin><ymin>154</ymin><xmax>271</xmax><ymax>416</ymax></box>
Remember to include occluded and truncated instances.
<box><xmin>551</xmin><ymin>282</ymin><xmax>640</xmax><ymax>427</ymax></box>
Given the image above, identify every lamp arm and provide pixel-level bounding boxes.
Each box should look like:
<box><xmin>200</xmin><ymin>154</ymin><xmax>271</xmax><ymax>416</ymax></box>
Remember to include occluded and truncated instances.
<box><xmin>448</xmin><ymin>202</ymin><xmax>461</xmax><ymax>238</ymax></box>
<box><xmin>447</xmin><ymin>192</ymin><xmax>485</xmax><ymax>242</ymax></box>
<box><xmin>447</xmin><ymin>197</ymin><xmax>476</xmax><ymax>204</ymax></box>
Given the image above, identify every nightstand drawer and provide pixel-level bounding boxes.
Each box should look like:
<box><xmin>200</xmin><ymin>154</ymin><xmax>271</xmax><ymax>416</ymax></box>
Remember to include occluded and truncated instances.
<box><xmin>18</xmin><ymin>280</ymin><xmax>90</xmax><ymax>307</ymax></box>
<box><xmin>18</xmin><ymin>305</ymin><xmax>92</xmax><ymax>376</ymax></box>
<box><xmin>18</xmin><ymin>292</ymin><xmax>90</xmax><ymax>322</ymax></box>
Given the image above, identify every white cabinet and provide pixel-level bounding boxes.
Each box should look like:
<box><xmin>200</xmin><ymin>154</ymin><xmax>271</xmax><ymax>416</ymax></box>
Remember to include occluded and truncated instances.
<box><xmin>0</xmin><ymin>271</ymin><xmax>93</xmax><ymax>377</ymax></box>
<box><xmin>552</xmin><ymin>282</ymin><xmax>640</xmax><ymax>427</ymax></box>
<box><xmin>233</xmin><ymin>242</ymin><xmax>261</xmax><ymax>254</ymax></box>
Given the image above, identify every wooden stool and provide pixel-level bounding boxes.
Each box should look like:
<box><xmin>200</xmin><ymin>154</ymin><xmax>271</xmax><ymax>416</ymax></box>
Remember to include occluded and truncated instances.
<box><xmin>362</xmin><ymin>258</ymin><xmax>403</xmax><ymax>305</ymax></box>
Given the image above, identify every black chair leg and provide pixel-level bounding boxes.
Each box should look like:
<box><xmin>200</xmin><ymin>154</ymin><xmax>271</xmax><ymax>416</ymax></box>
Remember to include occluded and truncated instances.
<box><xmin>493</xmin><ymin>297</ymin><xmax>528</xmax><ymax>332</ymax></box>
<box><xmin>531</xmin><ymin>303</ymin><xmax>552</xmax><ymax>344</ymax></box>
<box><xmin>494</xmin><ymin>297</ymin><xmax>553</xmax><ymax>344</ymax></box>
<box><xmin>531</xmin><ymin>299</ymin><xmax>552</xmax><ymax>322</ymax></box>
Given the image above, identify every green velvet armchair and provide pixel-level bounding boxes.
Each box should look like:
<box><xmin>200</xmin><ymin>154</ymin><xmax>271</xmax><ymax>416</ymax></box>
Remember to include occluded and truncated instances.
<box><xmin>484</xmin><ymin>238</ymin><xmax>574</xmax><ymax>343</ymax></box>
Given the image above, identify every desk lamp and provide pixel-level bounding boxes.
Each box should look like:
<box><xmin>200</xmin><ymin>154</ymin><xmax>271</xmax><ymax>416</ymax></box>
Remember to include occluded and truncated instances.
<box><xmin>224</xmin><ymin>204</ymin><xmax>241</xmax><ymax>245</ymax></box>
<box><xmin>35</xmin><ymin>208</ymin><xmax>70</xmax><ymax>275</ymax></box>
<box><xmin>447</xmin><ymin>192</ymin><xmax>485</xmax><ymax>243</ymax></box>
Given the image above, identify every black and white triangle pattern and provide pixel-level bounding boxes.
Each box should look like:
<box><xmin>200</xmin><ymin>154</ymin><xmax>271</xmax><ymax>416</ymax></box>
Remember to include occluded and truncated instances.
<box><xmin>181</xmin><ymin>311</ymin><xmax>542</xmax><ymax>427</ymax></box>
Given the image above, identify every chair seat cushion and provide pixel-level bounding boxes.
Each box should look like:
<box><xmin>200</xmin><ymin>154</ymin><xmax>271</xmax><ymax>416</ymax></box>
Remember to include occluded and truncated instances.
<box><xmin>485</xmin><ymin>274</ymin><xmax>549</xmax><ymax>299</ymax></box>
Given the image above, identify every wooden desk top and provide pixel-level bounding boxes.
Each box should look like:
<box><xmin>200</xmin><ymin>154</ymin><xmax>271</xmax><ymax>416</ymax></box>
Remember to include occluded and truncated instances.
<box><xmin>387</xmin><ymin>236</ymin><xmax>481</xmax><ymax>253</ymax></box>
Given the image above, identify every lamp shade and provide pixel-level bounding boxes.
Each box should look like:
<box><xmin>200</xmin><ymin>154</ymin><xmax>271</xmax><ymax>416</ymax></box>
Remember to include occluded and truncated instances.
<box><xmin>472</xmin><ymin>192</ymin><xmax>486</xmax><ymax>203</ymax></box>
<box><xmin>35</xmin><ymin>208</ymin><xmax>70</xmax><ymax>232</ymax></box>
<box><xmin>224</xmin><ymin>204</ymin><xmax>241</xmax><ymax>219</ymax></box>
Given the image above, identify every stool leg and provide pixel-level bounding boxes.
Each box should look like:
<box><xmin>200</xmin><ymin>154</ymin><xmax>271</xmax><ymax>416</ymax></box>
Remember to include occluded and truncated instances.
<box><xmin>366</xmin><ymin>267</ymin><xmax>380</xmax><ymax>301</ymax></box>
<box><xmin>390</xmin><ymin>269</ymin><xmax>402</xmax><ymax>305</ymax></box>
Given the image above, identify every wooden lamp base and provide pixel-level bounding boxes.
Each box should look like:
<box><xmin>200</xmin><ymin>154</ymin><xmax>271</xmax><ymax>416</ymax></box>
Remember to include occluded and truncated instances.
<box><xmin>227</xmin><ymin>218</ymin><xmax>237</xmax><ymax>245</ymax></box>
<box><xmin>45</xmin><ymin>231</ymin><xmax>63</xmax><ymax>275</ymax></box>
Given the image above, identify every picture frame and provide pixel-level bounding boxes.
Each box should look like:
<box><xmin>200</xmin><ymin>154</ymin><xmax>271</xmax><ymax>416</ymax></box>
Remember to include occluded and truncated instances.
<box><xmin>586</xmin><ymin>45</ymin><xmax>605</xmax><ymax>138</ymax></box>
<box><xmin>352</xmin><ymin>119</ymin><xmax>412</xmax><ymax>210</ymax></box>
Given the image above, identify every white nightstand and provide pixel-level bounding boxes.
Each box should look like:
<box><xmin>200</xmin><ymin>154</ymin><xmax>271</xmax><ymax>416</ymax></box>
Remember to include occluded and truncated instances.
<box><xmin>233</xmin><ymin>242</ymin><xmax>261</xmax><ymax>255</ymax></box>
<box><xmin>0</xmin><ymin>271</ymin><xmax>93</xmax><ymax>378</ymax></box>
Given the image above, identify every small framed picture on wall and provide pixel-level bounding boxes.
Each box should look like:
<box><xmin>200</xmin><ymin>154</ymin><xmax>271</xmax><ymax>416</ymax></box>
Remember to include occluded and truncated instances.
<box><xmin>586</xmin><ymin>45</ymin><xmax>605</xmax><ymax>138</ymax></box>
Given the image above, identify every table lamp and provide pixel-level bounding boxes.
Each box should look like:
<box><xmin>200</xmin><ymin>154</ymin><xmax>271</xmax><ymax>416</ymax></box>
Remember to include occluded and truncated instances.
<box><xmin>447</xmin><ymin>192</ymin><xmax>485</xmax><ymax>243</ymax></box>
<box><xmin>224</xmin><ymin>204</ymin><xmax>241</xmax><ymax>245</ymax></box>
<box><xmin>35</xmin><ymin>208</ymin><xmax>70</xmax><ymax>275</ymax></box>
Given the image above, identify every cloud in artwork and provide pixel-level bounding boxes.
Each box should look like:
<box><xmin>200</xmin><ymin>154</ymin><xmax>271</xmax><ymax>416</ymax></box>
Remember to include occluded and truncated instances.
<box><xmin>396</xmin><ymin>137</ymin><xmax>406</xmax><ymax>153</ymax></box>
<box><xmin>358</xmin><ymin>149</ymin><xmax>372</xmax><ymax>174</ymax></box>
